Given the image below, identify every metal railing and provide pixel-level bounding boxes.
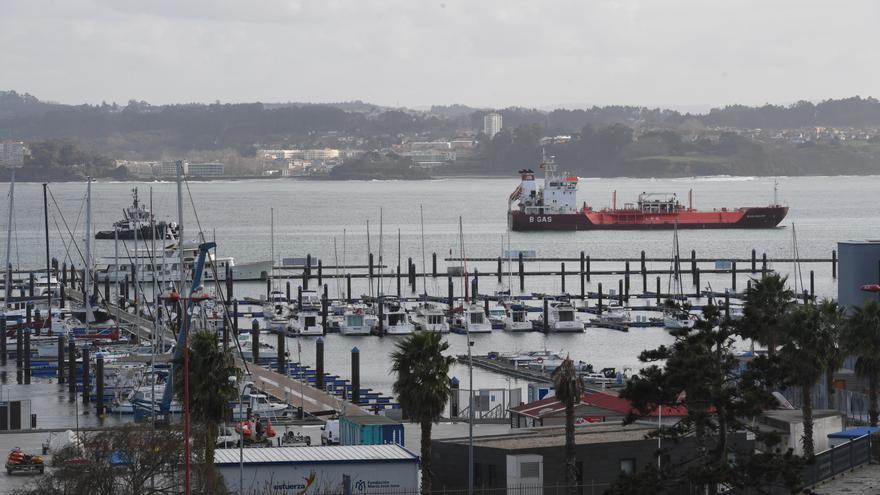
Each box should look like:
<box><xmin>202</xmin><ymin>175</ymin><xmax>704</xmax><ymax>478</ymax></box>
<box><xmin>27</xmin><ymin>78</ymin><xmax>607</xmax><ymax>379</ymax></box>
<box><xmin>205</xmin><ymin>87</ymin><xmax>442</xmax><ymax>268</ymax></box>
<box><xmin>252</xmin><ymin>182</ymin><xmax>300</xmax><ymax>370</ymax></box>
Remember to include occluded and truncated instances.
<box><xmin>261</xmin><ymin>483</ymin><xmax>611</xmax><ymax>495</ymax></box>
<box><xmin>802</xmin><ymin>433</ymin><xmax>872</xmax><ymax>487</ymax></box>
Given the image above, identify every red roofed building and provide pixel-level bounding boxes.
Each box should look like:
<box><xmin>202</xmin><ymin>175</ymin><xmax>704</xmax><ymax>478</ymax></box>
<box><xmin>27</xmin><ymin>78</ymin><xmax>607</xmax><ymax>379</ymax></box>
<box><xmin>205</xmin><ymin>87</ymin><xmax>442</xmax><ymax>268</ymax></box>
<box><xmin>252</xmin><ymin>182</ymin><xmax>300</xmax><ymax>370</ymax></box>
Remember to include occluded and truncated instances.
<box><xmin>509</xmin><ymin>390</ymin><xmax>689</xmax><ymax>428</ymax></box>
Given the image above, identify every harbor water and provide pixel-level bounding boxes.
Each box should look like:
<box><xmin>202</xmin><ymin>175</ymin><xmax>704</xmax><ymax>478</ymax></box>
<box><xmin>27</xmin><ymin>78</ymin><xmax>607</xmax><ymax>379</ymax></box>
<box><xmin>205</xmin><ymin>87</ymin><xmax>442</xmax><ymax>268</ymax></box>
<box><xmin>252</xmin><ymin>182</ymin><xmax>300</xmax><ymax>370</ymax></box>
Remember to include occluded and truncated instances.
<box><xmin>1</xmin><ymin>175</ymin><xmax>876</xmax><ymax>424</ymax></box>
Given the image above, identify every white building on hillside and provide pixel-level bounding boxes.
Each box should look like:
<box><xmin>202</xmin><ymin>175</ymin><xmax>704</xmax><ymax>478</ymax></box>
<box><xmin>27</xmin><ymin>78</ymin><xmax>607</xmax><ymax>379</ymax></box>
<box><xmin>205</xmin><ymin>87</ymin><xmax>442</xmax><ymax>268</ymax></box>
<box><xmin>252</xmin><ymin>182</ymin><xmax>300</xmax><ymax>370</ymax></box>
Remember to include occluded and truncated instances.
<box><xmin>0</xmin><ymin>141</ymin><xmax>25</xmax><ymax>167</ymax></box>
<box><xmin>483</xmin><ymin>113</ymin><xmax>502</xmax><ymax>138</ymax></box>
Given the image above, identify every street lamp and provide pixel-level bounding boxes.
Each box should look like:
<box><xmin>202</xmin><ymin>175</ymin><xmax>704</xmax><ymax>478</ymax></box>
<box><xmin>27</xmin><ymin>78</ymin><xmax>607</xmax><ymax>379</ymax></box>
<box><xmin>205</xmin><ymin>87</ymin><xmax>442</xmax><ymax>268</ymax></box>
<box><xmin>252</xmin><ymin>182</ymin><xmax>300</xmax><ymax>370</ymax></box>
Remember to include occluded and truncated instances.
<box><xmin>228</xmin><ymin>375</ymin><xmax>243</xmax><ymax>495</ymax></box>
<box><xmin>467</xmin><ymin>330</ymin><xmax>474</xmax><ymax>495</ymax></box>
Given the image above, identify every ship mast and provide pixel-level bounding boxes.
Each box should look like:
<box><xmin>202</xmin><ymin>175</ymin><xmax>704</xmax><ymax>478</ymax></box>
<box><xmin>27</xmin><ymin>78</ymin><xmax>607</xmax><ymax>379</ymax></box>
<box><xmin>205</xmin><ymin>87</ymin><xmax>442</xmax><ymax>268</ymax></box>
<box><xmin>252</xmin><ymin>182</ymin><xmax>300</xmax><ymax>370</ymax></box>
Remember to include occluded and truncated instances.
<box><xmin>4</xmin><ymin>169</ymin><xmax>15</xmax><ymax>310</ymax></box>
<box><xmin>84</xmin><ymin>177</ymin><xmax>95</xmax><ymax>326</ymax></box>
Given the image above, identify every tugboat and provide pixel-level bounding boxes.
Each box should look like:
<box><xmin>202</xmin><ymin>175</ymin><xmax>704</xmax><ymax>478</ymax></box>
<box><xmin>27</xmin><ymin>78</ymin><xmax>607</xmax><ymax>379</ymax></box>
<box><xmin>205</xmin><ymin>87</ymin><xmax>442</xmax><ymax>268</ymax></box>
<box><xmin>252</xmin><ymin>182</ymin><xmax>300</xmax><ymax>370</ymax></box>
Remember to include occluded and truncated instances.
<box><xmin>508</xmin><ymin>155</ymin><xmax>788</xmax><ymax>231</ymax></box>
<box><xmin>95</xmin><ymin>188</ymin><xmax>179</xmax><ymax>240</ymax></box>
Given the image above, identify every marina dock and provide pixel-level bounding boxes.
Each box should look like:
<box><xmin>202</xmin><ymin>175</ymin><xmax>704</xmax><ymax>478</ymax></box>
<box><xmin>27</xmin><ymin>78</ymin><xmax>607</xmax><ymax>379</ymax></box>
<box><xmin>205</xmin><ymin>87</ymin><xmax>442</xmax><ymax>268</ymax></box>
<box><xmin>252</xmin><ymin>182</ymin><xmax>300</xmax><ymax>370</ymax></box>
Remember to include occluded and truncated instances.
<box><xmin>233</xmin><ymin>357</ymin><xmax>369</xmax><ymax>417</ymax></box>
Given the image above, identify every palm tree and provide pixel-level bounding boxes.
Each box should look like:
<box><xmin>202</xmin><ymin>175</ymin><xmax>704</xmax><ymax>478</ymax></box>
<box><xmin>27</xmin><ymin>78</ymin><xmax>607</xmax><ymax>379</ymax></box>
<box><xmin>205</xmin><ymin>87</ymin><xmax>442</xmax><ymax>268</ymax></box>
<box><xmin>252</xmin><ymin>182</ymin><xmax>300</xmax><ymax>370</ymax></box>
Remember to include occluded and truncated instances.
<box><xmin>391</xmin><ymin>332</ymin><xmax>455</xmax><ymax>495</ymax></box>
<box><xmin>553</xmin><ymin>356</ymin><xmax>584</xmax><ymax>494</ymax></box>
<box><xmin>842</xmin><ymin>300</ymin><xmax>880</xmax><ymax>426</ymax></box>
<box><xmin>175</xmin><ymin>329</ymin><xmax>238</xmax><ymax>465</ymax></box>
<box><xmin>740</xmin><ymin>273</ymin><xmax>794</xmax><ymax>356</ymax></box>
<box><xmin>778</xmin><ymin>305</ymin><xmax>831</xmax><ymax>457</ymax></box>
<box><xmin>818</xmin><ymin>299</ymin><xmax>845</xmax><ymax>408</ymax></box>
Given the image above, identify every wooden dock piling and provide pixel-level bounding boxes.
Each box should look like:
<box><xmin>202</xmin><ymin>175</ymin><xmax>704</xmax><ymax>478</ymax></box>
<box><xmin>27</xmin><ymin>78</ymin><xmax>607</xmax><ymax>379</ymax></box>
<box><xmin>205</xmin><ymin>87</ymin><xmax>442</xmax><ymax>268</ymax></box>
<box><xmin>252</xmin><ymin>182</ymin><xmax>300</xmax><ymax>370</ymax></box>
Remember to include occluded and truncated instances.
<box><xmin>81</xmin><ymin>347</ymin><xmax>90</xmax><ymax>404</ymax></box>
<box><xmin>561</xmin><ymin>263</ymin><xmax>566</xmax><ymax>293</ymax></box>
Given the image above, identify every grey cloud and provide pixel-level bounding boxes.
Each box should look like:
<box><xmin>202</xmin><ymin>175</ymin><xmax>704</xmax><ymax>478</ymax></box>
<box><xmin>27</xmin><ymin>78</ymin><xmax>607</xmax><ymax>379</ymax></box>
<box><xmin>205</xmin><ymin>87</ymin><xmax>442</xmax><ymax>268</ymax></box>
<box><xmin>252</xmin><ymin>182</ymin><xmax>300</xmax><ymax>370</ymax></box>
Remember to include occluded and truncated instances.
<box><xmin>0</xmin><ymin>0</ymin><xmax>877</xmax><ymax>108</ymax></box>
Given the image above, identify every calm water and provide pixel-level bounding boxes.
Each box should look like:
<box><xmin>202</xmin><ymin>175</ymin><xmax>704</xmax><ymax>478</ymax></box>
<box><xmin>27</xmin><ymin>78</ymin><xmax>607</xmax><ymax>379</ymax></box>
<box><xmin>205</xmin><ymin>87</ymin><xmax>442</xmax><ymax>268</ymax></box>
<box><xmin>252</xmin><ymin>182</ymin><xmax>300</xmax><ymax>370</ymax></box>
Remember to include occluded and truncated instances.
<box><xmin>1</xmin><ymin>175</ymin><xmax>875</xmax><ymax>402</ymax></box>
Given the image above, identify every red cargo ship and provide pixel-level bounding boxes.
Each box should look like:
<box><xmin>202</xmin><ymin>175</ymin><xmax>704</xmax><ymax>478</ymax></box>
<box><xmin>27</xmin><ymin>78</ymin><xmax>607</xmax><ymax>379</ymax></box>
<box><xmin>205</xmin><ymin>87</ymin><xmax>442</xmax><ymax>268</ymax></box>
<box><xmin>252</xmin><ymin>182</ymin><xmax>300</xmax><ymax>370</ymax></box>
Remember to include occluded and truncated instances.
<box><xmin>508</xmin><ymin>157</ymin><xmax>788</xmax><ymax>231</ymax></box>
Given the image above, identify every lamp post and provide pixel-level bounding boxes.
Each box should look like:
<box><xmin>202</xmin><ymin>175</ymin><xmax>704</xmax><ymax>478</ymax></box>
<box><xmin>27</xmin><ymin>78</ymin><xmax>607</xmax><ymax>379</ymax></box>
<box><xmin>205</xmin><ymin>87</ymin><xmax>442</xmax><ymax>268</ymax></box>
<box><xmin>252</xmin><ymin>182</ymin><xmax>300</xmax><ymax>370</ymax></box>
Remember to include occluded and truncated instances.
<box><xmin>467</xmin><ymin>327</ymin><xmax>474</xmax><ymax>495</ymax></box>
<box><xmin>229</xmin><ymin>375</ymin><xmax>243</xmax><ymax>495</ymax></box>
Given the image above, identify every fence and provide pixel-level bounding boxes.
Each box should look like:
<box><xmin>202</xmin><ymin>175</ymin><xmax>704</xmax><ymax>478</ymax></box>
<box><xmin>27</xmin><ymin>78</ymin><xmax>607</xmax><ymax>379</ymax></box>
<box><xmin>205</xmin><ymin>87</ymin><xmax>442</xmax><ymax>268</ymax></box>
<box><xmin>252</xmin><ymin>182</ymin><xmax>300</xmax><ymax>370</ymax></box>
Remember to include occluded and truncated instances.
<box><xmin>264</xmin><ymin>484</ymin><xmax>611</xmax><ymax>495</ymax></box>
<box><xmin>453</xmin><ymin>387</ymin><xmax>521</xmax><ymax>420</ymax></box>
<box><xmin>780</xmin><ymin>380</ymin><xmax>876</xmax><ymax>425</ymax></box>
<box><xmin>801</xmin><ymin>433</ymin><xmax>873</xmax><ymax>487</ymax></box>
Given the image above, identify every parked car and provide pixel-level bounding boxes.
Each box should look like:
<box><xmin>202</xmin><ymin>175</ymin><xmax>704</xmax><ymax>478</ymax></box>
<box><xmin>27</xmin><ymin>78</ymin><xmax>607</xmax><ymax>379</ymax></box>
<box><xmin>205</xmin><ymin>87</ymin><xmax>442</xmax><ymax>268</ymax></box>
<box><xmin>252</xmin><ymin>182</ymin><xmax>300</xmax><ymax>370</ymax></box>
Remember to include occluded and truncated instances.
<box><xmin>321</xmin><ymin>420</ymin><xmax>339</xmax><ymax>446</ymax></box>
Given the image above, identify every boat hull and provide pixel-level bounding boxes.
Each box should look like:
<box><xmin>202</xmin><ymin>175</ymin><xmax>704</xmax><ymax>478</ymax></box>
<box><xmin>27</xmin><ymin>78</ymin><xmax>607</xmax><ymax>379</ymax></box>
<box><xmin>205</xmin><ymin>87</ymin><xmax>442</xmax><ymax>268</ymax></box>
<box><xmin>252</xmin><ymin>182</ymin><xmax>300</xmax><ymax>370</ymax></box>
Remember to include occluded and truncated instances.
<box><xmin>510</xmin><ymin>206</ymin><xmax>788</xmax><ymax>231</ymax></box>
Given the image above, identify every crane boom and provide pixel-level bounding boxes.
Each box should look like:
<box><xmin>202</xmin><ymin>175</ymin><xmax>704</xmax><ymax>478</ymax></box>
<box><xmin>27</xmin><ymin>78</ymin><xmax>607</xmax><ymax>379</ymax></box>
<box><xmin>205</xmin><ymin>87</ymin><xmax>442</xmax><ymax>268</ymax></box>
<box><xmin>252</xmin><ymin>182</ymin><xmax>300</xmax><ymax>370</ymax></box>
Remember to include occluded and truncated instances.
<box><xmin>159</xmin><ymin>241</ymin><xmax>217</xmax><ymax>416</ymax></box>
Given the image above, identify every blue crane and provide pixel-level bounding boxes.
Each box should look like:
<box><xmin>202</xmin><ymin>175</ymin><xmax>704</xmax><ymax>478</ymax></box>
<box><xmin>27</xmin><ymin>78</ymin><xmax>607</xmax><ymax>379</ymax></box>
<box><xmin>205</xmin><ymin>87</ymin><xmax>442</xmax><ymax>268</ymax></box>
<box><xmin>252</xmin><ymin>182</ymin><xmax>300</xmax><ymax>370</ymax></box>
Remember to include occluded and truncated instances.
<box><xmin>159</xmin><ymin>241</ymin><xmax>217</xmax><ymax>419</ymax></box>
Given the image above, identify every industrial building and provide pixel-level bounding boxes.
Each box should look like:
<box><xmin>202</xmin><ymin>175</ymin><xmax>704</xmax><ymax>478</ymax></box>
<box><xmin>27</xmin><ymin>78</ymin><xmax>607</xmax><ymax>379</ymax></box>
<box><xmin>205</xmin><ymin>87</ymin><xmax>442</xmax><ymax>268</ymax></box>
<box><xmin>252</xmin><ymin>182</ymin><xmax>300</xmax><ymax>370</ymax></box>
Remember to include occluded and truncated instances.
<box><xmin>431</xmin><ymin>424</ymin><xmax>753</xmax><ymax>492</ymax></box>
<box><xmin>837</xmin><ymin>240</ymin><xmax>880</xmax><ymax>311</ymax></box>
<box><xmin>214</xmin><ymin>445</ymin><xmax>419</xmax><ymax>494</ymax></box>
<box><xmin>187</xmin><ymin>162</ymin><xmax>225</xmax><ymax>177</ymax></box>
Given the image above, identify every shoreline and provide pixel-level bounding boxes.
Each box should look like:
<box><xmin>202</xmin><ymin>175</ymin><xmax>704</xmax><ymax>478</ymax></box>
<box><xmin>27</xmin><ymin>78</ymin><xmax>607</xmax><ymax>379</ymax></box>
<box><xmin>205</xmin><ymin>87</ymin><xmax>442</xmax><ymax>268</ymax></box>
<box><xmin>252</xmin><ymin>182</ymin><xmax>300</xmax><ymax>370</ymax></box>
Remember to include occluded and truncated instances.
<box><xmin>5</xmin><ymin>171</ymin><xmax>880</xmax><ymax>183</ymax></box>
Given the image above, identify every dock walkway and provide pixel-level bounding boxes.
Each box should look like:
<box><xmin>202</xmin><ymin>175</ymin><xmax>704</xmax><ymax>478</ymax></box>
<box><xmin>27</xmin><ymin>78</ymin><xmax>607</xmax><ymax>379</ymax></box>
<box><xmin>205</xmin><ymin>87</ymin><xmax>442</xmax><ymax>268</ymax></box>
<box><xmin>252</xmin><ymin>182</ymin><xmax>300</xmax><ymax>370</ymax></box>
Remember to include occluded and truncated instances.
<box><xmin>66</xmin><ymin>290</ymin><xmax>177</xmax><ymax>346</ymax></box>
<box><xmin>460</xmin><ymin>355</ymin><xmax>552</xmax><ymax>382</ymax></box>
<box><xmin>234</xmin><ymin>358</ymin><xmax>369</xmax><ymax>417</ymax></box>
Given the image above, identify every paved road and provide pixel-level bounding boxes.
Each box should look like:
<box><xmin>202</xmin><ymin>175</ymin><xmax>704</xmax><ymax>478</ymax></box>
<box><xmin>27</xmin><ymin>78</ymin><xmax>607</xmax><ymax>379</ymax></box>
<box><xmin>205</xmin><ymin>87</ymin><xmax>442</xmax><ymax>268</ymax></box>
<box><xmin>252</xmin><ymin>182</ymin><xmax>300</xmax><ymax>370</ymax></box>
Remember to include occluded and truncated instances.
<box><xmin>809</xmin><ymin>463</ymin><xmax>880</xmax><ymax>494</ymax></box>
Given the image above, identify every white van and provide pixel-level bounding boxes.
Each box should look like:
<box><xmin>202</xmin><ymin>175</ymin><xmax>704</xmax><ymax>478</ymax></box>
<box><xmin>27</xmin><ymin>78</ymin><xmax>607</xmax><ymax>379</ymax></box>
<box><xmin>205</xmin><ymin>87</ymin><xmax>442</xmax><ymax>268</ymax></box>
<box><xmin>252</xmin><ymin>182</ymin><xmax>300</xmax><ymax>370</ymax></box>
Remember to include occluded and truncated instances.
<box><xmin>321</xmin><ymin>420</ymin><xmax>340</xmax><ymax>445</ymax></box>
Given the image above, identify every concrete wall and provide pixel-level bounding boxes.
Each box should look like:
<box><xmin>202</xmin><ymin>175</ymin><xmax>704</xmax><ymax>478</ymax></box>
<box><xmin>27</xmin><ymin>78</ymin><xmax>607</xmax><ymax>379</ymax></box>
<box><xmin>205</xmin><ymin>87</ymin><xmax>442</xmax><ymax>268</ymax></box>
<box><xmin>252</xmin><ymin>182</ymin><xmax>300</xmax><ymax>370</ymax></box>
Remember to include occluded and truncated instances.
<box><xmin>785</xmin><ymin>414</ymin><xmax>844</xmax><ymax>456</ymax></box>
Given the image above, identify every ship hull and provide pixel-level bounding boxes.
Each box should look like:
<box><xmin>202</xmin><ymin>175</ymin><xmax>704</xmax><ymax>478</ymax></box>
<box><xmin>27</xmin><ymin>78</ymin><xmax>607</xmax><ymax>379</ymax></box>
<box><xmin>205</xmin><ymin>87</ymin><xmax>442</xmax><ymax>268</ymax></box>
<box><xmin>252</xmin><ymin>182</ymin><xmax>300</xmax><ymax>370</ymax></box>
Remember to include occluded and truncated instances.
<box><xmin>509</xmin><ymin>206</ymin><xmax>789</xmax><ymax>231</ymax></box>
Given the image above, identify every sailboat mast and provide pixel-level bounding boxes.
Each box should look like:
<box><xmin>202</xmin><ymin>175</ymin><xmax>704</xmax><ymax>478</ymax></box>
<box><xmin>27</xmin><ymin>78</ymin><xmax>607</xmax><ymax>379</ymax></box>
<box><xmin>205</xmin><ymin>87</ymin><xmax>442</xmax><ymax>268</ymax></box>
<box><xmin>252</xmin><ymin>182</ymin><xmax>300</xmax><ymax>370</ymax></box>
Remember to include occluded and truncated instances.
<box><xmin>42</xmin><ymin>183</ymin><xmax>52</xmax><ymax>330</ymax></box>
<box><xmin>378</xmin><ymin>208</ymin><xmax>383</xmax><ymax>297</ymax></box>
<box><xmin>419</xmin><ymin>205</ymin><xmax>427</xmax><ymax>299</ymax></box>
<box><xmin>366</xmin><ymin>221</ymin><xmax>372</xmax><ymax>298</ymax></box>
<box><xmin>459</xmin><ymin>217</ymin><xmax>467</xmax><ymax>303</ymax></box>
<box><xmin>507</xmin><ymin>228</ymin><xmax>512</xmax><ymax>294</ymax></box>
<box><xmin>176</xmin><ymin>161</ymin><xmax>185</xmax><ymax>294</ymax></box>
<box><xmin>333</xmin><ymin>237</ymin><xmax>341</xmax><ymax>299</ymax></box>
<box><xmin>4</xmin><ymin>169</ymin><xmax>14</xmax><ymax>309</ymax></box>
<box><xmin>270</xmin><ymin>207</ymin><xmax>275</xmax><ymax>289</ymax></box>
<box><xmin>85</xmin><ymin>177</ymin><xmax>94</xmax><ymax>325</ymax></box>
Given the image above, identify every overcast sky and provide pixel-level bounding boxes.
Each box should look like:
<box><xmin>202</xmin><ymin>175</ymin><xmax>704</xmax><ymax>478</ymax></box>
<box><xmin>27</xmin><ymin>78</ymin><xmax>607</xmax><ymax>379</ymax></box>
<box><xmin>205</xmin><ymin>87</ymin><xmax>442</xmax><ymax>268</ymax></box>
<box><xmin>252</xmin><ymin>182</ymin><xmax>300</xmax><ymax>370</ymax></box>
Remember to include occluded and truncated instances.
<box><xmin>1</xmin><ymin>0</ymin><xmax>877</xmax><ymax>110</ymax></box>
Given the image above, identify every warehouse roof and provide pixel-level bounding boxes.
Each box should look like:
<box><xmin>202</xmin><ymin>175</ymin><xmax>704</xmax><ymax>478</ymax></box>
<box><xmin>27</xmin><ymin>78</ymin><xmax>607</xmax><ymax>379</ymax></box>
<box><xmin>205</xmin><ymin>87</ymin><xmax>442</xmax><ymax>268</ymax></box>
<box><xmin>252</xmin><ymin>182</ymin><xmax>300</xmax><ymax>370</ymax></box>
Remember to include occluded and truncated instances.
<box><xmin>436</xmin><ymin>424</ymin><xmax>657</xmax><ymax>450</ymax></box>
<box><xmin>341</xmin><ymin>414</ymin><xmax>401</xmax><ymax>426</ymax></box>
<box><xmin>214</xmin><ymin>445</ymin><xmax>418</xmax><ymax>465</ymax></box>
<box><xmin>509</xmin><ymin>390</ymin><xmax>689</xmax><ymax>419</ymax></box>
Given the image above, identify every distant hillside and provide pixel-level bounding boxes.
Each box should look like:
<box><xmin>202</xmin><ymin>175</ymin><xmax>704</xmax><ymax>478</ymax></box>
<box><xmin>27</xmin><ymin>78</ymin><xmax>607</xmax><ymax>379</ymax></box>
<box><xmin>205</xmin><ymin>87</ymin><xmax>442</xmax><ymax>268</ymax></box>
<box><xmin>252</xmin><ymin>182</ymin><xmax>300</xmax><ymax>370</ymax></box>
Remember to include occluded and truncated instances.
<box><xmin>329</xmin><ymin>151</ymin><xmax>430</xmax><ymax>180</ymax></box>
<box><xmin>0</xmin><ymin>90</ymin><xmax>59</xmax><ymax>120</ymax></box>
<box><xmin>4</xmin><ymin>91</ymin><xmax>880</xmax><ymax>178</ymax></box>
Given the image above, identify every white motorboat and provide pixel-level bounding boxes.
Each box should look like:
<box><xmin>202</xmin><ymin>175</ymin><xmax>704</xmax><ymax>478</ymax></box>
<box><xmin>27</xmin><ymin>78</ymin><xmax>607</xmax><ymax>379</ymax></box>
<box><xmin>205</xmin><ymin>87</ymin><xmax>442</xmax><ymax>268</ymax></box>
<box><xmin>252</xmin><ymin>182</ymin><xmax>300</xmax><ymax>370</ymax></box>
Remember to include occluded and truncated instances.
<box><xmin>601</xmin><ymin>301</ymin><xmax>631</xmax><ymax>323</ymax></box>
<box><xmin>413</xmin><ymin>302</ymin><xmax>449</xmax><ymax>333</ymax></box>
<box><xmin>230</xmin><ymin>382</ymin><xmax>290</xmax><ymax>420</ymax></box>
<box><xmin>291</xmin><ymin>309</ymin><xmax>323</xmax><ymax>336</ymax></box>
<box><xmin>126</xmin><ymin>385</ymin><xmax>182</xmax><ymax>415</ymax></box>
<box><xmin>234</xmin><ymin>333</ymin><xmax>276</xmax><ymax>361</ymax></box>
<box><xmin>95</xmin><ymin>239</ymin><xmax>272</xmax><ymax>283</ymax></box>
<box><xmin>381</xmin><ymin>298</ymin><xmax>415</xmax><ymax>335</ymax></box>
<box><xmin>503</xmin><ymin>303</ymin><xmax>534</xmax><ymax>332</ymax></box>
<box><xmin>664</xmin><ymin>309</ymin><xmax>695</xmax><ymax>330</ymax></box>
<box><xmin>339</xmin><ymin>305</ymin><xmax>372</xmax><ymax>336</ymax></box>
<box><xmin>262</xmin><ymin>290</ymin><xmax>289</xmax><ymax>318</ymax></box>
<box><xmin>453</xmin><ymin>303</ymin><xmax>492</xmax><ymax>333</ymax></box>
<box><xmin>546</xmin><ymin>300</ymin><xmax>584</xmax><ymax>332</ymax></box>
<box><xmin>728</xmin><ymin>305</ymin><xmax>744</xmax><ymax>321</ymax></box>
<box><xmin>487</xmin><ymin>303</ymin><xmax>507</xmax><ymax>329</ymax></box>
<box><xmin>524</xmin><ymin>350</ymin><xmax>566</xmax><ymax>373</ymax></box>
<box><xmin>291</xmin><ymin>290</ymin><xmax>324</xmax><ymax>336</ymax></box>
